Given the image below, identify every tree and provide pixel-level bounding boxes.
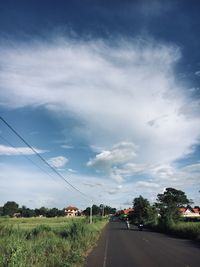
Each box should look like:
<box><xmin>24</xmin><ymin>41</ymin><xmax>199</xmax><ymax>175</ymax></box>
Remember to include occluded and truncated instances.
<box><xmin>35</xmin><ymin>207</ymin><xmax>48</xmax><ymax>217</ymax></box>
<box><xmin>3</xmin><ymin>201</ymin><xmax>19</xmax><ymax>216</ymax></box>
<box><xmin>104</xmin><ymin>206</ymin><xmax>116</xmax><ymax>215</ymax></box>
<box><xmin>132</xmin><ymin>195</ymin><xmax>157</xmax><ymax>225</ymax></box>
<box><xmin>156</xmin><ymin>188</ymin><xmax>191</xmax><ymax>226</ymax></box>
<box><xmin>47</xmin><ymin>208</ymin><xmax>59</xmax><ymax>217</ymax></box>
<box><xmin>19</xmin><ymin>206</ymin><xmax>36</xmax><ymax>217</ymax></box>
<box><xmin>0</xmin><ymin>206</ymin><xmax>3</xmax><ymax>216</ymax></box>
<box><xmin>83</xmin><ymin>204</ymin><xmax>116</xmax><ymax>216</ymax></box>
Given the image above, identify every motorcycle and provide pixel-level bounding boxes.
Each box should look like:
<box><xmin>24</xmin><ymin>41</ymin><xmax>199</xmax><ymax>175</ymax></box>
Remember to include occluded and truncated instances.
<box><xmin>138</xmin><ymin>223</ymin><xmax>144</xmax><ymax>231</ymax></box>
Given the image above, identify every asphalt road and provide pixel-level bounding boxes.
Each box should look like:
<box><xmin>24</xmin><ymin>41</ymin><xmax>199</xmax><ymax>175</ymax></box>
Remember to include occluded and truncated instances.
<box><xmin>86</xmin><ymin>220</ymin><xmax>200</xmax><ymax>267</ymax></box>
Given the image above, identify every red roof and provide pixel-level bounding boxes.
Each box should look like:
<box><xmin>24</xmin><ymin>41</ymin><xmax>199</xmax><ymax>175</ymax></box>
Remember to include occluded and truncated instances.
<box><xmin>65</xmin><ymin>206</ymin><xmax>78</xmax><ymax>210</ymax></box>
<box><xmin>179</xmin><ymin>207</ymin><xmax>200</xmax><ymax>214</ymax></box>
<box><xmin>123</xmin><ymin>208</ymin><xmax>134</xmax><ymax>215</ymax></box>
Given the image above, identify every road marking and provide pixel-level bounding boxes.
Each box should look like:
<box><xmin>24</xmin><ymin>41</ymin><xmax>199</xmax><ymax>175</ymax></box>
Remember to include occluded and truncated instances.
<box><xmin>103</xmin><ymin>237</ymin><xmax>109</xmax><ymax>267</ymax></box>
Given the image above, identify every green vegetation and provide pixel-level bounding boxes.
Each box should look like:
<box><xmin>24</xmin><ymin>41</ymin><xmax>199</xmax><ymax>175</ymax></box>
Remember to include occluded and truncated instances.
<box><xmin>150</xmin><ymin>221</ymin><xmax>200</xmax><ymax>241</ymax></box>
<box><xmin>0</xmin><ymin>216</ymin><xmax>108</xmax><ymax>267</ymax></box>
<box><xmin>0</xmin><ymin>202</ymin><xmax>116</xmax><ymax>218</ymax></box>
<box><xmin>156</xmin><ymin>187</ymin><xmax>191</xmax><ymax>227</ymax></box>
<box><xmin>131</xmin><ymin>188</ymin><xmax>200</xmax><ymax>241</ymax></box>
<box><xmin>168</xmin><ymin>222</ymin><xmax>200</xmax><ymax>241</ymax></box>
<box><xmin>131</xmin><ymin>195</ymin><xmax>158</xmax><ymax>225</ymax></box>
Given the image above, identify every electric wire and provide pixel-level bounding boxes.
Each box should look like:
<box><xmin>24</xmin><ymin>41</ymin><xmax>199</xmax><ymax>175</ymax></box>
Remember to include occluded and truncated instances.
<box><xmin>0</xmin><ymin>116</ymin><xmax>91</xmax><ymax>201</ymax></box>
<box><xmin>0</xmin><ymin>133</ymin><xmax>74</xmax><ymax>192</ymax></box>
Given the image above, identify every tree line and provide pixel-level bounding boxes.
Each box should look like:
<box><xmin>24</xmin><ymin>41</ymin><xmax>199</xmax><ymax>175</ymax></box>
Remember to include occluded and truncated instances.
<box><xmin>129</xmin><ymin>187</ymin><xmax>199</xmax><ymax>228</ymax></box>
<box><xmin>0</xmin><ymin>202</ymin><xmax>116</xmax><ymax>218</ymax></box>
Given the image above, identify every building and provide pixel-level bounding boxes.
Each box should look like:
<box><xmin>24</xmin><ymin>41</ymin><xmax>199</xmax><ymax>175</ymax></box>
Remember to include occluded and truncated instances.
<box><xmin>179</xmin><ymin>207</ymin><xmax>200</xmax><ymax>218</ymax></box>
<box><xmin>123</xmin><ymin>208</ymin><xmax>134</xmax><ymax>216</ymax></box>
<box><xmin>64</xmin><ymin>206</ymin><xmax>79</xmax><ymax>217</ymax></box>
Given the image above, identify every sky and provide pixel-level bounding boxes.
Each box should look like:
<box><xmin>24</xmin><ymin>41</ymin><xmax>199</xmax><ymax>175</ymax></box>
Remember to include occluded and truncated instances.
<box><xmin>0</xmin><ymin>0</ymin><xmax>200</xmax><ymax>210</ymax></box>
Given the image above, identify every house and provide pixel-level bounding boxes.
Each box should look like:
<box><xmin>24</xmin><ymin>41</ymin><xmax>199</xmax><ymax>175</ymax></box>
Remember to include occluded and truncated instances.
<box><xmin>179</xmin><ymin>207</ymin><xmax>200</xmax><ymax>218</ymax></box>
<box><xmin>13</xmin><ymin>212</ymin><xmax>21</xmax><ymax>218</ymax></box>
<box><xmin>123</xmin><ymin>208</ymin><xmax>134</xmax><ymax>215</ymax></box>
<box><xmin>64</xmin><ymin>206</ymin><xmax>79</xmax><ymax>217</ymax></box>
<box><xmin>117</xmin><ymin>207</ymin><xmax>134</xmax><ymax>220</ymax></box>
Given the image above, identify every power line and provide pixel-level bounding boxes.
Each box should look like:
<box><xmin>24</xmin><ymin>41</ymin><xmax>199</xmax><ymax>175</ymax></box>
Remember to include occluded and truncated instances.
<box><xmin>0</xmin><ymin>134</ymin><xmax>73</xmax><ymax>192</ymax></box>
<box><xmin>0</xmin><ymin>115</ymin><xmax>90</xmax><ymax>201</ymax></box>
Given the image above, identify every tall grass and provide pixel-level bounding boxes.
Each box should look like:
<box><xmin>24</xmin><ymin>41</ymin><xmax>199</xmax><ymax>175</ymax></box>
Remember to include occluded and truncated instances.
<box><xmin>168</xmin><ymin>222</ymin><xmax>200</xmax><ymax>241</ymax></box>
<box><xmin>0</xmin><ymin>216</ymin><xmax>108</xmax><ymax>267</ymax></box>
<box><xmin>149</xmin><ymin>220</ymin><xmax>200</xmax><ymax>241</ymax></box>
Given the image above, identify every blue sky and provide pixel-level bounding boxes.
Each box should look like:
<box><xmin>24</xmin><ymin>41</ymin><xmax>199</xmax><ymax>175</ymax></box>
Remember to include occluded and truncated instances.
<box><xmin>0</xmin><ymin>0</ymin><xmax>200</xmax><ymax>210</ymax></box>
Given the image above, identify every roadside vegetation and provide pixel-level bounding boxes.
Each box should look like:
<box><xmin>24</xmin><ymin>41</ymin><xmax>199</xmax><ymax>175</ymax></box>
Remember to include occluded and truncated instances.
<box><xmin>0</xmin><ymin>216</ymin><xmax>108</xmax><ymax>267</ymax></box>
<box><xmin>128</xmin><ymin>188</ymin><xmax>200</xmax><ymax>241</ymax></box>
<box><xmin>159</xmin><ymin>221</ymin><xmax>200</xmax><ymax>241</ymax></box>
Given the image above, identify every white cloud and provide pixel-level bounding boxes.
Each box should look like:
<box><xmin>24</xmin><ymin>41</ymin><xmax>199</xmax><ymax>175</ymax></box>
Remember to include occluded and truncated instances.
<box><xmin>87</xmin><ymin>142</ymin><xmax>137</xmax><ymax>183</ymax></box>
<box><xmin>0</xmin><ymin>144</ymin><xmax>45</xmax><ymax>155</ymax></box>
<box><xmin>182</xmin><ymin>162</ymin><xmax>200</xmax><ymax>172</ymax></box>
<box><xmin>136</xmin><ymin>181</ymin><xmax>161</xmax><ymax>189</ymax></box>
<box><xmin>87</xmin><ymin>142</ymin><xmax>137</xmax><ymax>168</ymax></box>
<box><xmin>189</xmin><ymin>87</ymin><xmax>199</xmax><ymax>92</ymax></box>
<box><xmin>47</xmin><ymin>156</ymin><xmax>68</xmax><ymax>168</ymax></box>
<box><xmin>0</xmin><ymin>36</ymin><xmax>200</xmax><ymax>203</ymax></box>
<box><xmin>83</xmin><ymin>182</ymin><xmax>103</xmax><ymax>188</ymax></box>
<box><xmin>68</xmin><ymin>168</ymin><xmax>77</xmax><ymax>173</ymax></box>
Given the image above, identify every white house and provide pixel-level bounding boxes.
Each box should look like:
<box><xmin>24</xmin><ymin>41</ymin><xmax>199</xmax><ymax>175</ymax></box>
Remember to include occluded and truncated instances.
<box><xmin>64</xmin><ymin>206</ymin><xmax>79</xmax><ymax>217</ymax></box>
<box><xmin>179</xmin><ymin>207</ymin><xmax>200</xmax><ymax>218</ymax></box>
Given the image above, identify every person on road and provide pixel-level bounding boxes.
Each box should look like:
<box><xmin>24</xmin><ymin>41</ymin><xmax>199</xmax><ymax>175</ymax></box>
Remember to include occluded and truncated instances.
<box><xmin>126</xmin><ymin>218</ymin><xmax>130</xmax><ymax>229</ymax></box>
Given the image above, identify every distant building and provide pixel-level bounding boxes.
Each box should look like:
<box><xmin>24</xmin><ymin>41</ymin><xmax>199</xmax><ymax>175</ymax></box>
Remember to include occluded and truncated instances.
<box><xmin>116</xmin><ymin>207</ymin><xmax>134</xmax><ymax>219</ymax></box>
<box><xmin>64</xmin><ymin>206</ymin><xmax>79</xmax><ymax>217</ymax></box>
<box><xmin>179</xmin><ymin>207</ymin><xmax>200</xmax><ymax>218</ymax></box>
<box><xmin>123</xmin><ymin>208</ymin><xmax>134</xmax><ymax>216</ymax></box>
<box><xmin>13</xmin><ymin>212</ymin><xmax>21</xmax><ymax>218</ymax></box>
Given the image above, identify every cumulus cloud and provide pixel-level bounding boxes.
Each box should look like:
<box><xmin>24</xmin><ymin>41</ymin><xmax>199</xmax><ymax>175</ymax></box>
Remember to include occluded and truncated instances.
<box><xmin>0</xmin><ymin>144</ymin><xmax>45</xmax><ymax>156</ymax></box>
<box><xmin>47</xmin><ymin>156</ymin><xmax>68</xmax><ymax>168</ymax></box>
<box><xmin>0</xmin><ymin>36</ymin><xmax>200</xmax><ymax>191</ymax></box>
<box><xmin>87</xmin><ymin>142</ymin><xmax>138</xmax><ymax>183</ymax></box>
<box><xmin>87</xmin><ymin>142</ymin><xmax>137</xmax><ymax>168</ymax></box>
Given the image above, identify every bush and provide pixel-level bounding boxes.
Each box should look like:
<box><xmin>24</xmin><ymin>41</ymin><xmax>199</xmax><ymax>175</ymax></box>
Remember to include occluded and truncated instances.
<box><xmin>148</xmin><ymin>220</ymin><xmax>200</xmax><ymax>241</ymax></box>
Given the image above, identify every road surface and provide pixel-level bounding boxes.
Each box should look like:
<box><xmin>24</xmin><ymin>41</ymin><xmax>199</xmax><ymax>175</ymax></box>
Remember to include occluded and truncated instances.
<box><xmin>86</xmin><ymin>220</ymin><xmax>200</xmax><ymax>267</ymax></box>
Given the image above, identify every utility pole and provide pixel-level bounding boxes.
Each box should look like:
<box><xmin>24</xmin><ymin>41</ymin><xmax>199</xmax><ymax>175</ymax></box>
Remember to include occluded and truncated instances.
<box><xmin>90</xmin><ymin>203</ymin><xmax>92</xmax><ymax>224</ymax></box>
<box><xmin>101</xmin><ymin>204</ymin><xmax>104</xmax><ymax>217</ymax></box>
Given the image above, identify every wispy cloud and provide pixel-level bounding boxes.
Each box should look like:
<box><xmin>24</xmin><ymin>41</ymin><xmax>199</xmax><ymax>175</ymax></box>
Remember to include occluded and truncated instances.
<box><xmin>0</xmin><ymin>36</ymin><xmax>200</xmax><ymax>202</ymax></box>
<box><xmin>47</xmin><ymin>156</ymin><xmax>68</xmax><ymax>168</ymax></box>
<box><xmin>0</xmin><ymin>144</ymin><xmax>45</xmax><ymax>156</ymax></box>
<box><xmin>68</xmin><ymin>168</ymin><xmax>77</xmax><ymax>173</ymax></box>
<box><xmin>195</xmin><ymin>70</ymin><xmax>200</xmax><ymax>77</ymax></box>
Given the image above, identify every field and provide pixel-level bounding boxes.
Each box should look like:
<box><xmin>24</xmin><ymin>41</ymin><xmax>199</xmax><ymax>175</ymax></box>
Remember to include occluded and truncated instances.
<box><xmin>0</xmin><ymin>216</ymin><xmax>108</xmax><ymax>267</ymax></box>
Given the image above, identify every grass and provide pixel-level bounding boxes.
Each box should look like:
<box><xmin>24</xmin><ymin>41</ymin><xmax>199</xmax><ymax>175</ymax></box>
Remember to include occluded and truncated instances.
<box><xmin>168</xmin><ymin>222</ymin><xmax>200</xmax><ymax>241</ymax></box>
<box><xmin>149</xmin><ymin>220</ymin><xmax>200</xmax><ymax>241</ymax></box>
<box><xmin>0</xmin><ymin>216</ymin><xmax>108</xmax><ymax>267</ymax></box>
